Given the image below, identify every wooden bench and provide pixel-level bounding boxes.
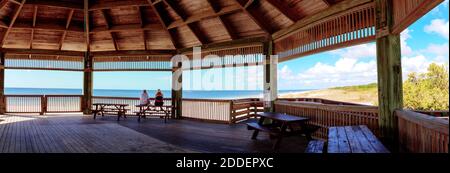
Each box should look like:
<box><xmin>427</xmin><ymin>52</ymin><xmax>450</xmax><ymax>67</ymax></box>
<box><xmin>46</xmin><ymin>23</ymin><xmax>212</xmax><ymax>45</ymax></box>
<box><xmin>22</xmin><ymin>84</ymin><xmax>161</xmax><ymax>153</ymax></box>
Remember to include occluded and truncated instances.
<box><xmin>246</xmin><ymin>112</ymin><xmax>311</xmax><ymax>149</ymax></box>
<box><xmin>92</xmin><ymin>103</ymin><xmax>129</xmax><ymax>121</ymax></box>
<box><xmin>327</xmin><ymin>125</ymin><xmax>390</xmax><ymax>153</ymax></box>
<box><xmin>247</xmin><ymin>123</ymin><xmax>281</xmax><ymax>136</ymax></box>
<box><xmin>305</xmin><ymin>140</ymin><xmax>325</xmax><ymax>153</ymax></box>
<box><xmin>135</xmin><ymin>105</ymin><xmax>172</xmax><ymax>123</ymax></box>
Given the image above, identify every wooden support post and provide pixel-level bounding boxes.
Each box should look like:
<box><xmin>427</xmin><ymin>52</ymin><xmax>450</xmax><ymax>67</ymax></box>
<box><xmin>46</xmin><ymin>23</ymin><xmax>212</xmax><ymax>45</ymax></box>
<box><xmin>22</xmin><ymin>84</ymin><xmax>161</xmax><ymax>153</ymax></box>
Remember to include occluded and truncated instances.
<box><xmin>171</xmin><ymin>61</ymin><xmax>182</xmax><ymax>119</ymax></box>
<box><xmin>375</xmin><ymin>0</ymin><xmax>403</xmax><ymax>149</ymax></box>
<box><xmin>263</xmin><ymin>40</ymin><xmax>277</xmax><ymax>112</ymax></box>
<box><xmin>83</xmin><ymin>51</ymin><xmax>93</xmax><ymax>114</ymax></box>
<box><xmin>0</xmin><ymin>52</ymin><xmax>5</xmax><ymax>114</ymax></box>
<box><xmin>40</xmin><ymin>95</ymin><xmax>46</xmax><ymax>115</ymax></box>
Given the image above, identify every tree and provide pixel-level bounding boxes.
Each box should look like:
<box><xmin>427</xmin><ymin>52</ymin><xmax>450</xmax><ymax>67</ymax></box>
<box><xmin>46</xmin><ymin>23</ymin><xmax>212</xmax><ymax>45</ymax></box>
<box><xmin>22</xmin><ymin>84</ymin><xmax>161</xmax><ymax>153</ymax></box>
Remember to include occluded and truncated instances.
<box><xmin>403</xmin><ymin>63</ymin><xmax>449</xmax><ymax>110</ymax></box>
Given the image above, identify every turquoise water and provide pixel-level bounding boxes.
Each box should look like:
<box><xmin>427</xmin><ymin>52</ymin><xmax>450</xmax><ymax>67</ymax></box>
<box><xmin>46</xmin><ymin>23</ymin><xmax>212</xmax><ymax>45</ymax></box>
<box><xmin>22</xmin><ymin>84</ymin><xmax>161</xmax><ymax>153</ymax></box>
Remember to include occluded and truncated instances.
<box><xmin>5</xmin><ymin>88</ymin><xmax>310</xmax><ymax>99</ymax></box>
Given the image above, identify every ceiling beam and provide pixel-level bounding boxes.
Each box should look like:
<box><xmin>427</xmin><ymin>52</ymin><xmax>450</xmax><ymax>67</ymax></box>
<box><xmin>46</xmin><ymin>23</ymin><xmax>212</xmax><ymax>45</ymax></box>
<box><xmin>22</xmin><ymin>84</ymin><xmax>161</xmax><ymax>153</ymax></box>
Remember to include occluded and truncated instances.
<box><xmin>90</xmin><ymin>23</ymin><xmax>161</xmax><ymax>33</ymax></box>
<box><xmin>321</xmin><ymin>0</ymin><xmax>331</xmax><ymax>7</ymax></box>
<box><xmin>25</xmin><ymin>0</ymin><xmax>152</xmax><ymax>11</ymax></box>
<box><xmin>166</xmin><ymin>4</ymin><xmax>241</xmax><ymax>29</ymax></box>
<box><xmin>100</xmin><ymin>9</ymin><xmax>119</xmax><ymax>51</ymax></box>
<box><xmin>89</xmin><ymin>0</ymin><xmax>150</xmax><ymax>11</ymax></box>
<box><xmin>0</xmin><ymin>48</ymin><xmax>85</xmax><ymax>56</ymax></box>
<box><xmin>147</xmin><ymin>0</ymin><xmax>181</xmax><ymax>49</ymax></box>
<box><xmin>234</xmin><ymin>0</ymin><xmax>271</xmax><ymax>35</ymax></box>
<box><xmin>12</xmin><ymin>22</ymin><xmax>84</xmax><ymax>32</ymax></box>
<box><xmin>0</xmin><ymin>0</ymin><xmax>9</xmax><ymax>10</ymax></box>
<box><xmin>0</xmin><ymin>0</ymin><xmax>26</xmax><ymax>48</ymax></box>
<box><xmin>264</xmin><ymin>0</ymin><xmax>301</xmax><ymax>22</ymax></box>
<box><xmin>29</xmin><ymin>5</ymin><xmax>37</xmax><ymax>49</ymax></box>
<box><xmin>158</xmin><ymin>0</ymin><xmax>208</xmax><ymax>45</ymax></box>
<box><xmin>205</xmin><ymin>0</ymin><xmax>238</xmax><ymax>40</ymax></box>
<box><xmin>0</xmin><ymin>48</ymin><xmax>175</xmax><ymax>57</ymax></box>
<box><xmin>272</xmin><ymin>0</ymin><xmax>373</xmax><ymax>40</ymax></box>
<box><xmin>26</xmin><ymin>0</ymin><xmax>83</xmax><ymax>10</ymax></box>
<box><xmin>137</xmin><ymin>6</ymin><xmax>147</xmax><ymax>50</ymax></box>
<box><xmin>59</xmin><ymin>9</ymin><xmax>74</xmax><ymax>50</ymax></box>
<box><xmin>84</xmin><ymin>0</ymin><xmax>89</xmax><ymax>51</ymax></box>
<box><xmin>91</xmin><ymin>50</ymin><xmax>176</xmax><ymax>57</ymax></box>
<box><xmin>178</xmin><ymin>36</ymin><xmax>267</xmax><ymax>54</ymax></box>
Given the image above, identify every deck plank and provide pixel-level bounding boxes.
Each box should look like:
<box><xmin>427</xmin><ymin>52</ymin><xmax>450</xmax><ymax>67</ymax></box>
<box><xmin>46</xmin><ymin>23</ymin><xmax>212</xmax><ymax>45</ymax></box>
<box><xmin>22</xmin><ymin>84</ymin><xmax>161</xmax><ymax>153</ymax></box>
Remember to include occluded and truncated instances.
<box><xmin>336</xmin><ymin>127</ymin><xmax>351</xmax><ymax>153</ymax></box>
<box><xmin>327</xmin><ymin>127</ymin><xmax>339</xmax><ymax>153</ymax></box>
<box><xmin>0</xmin><ymin>114</ymin><xmax>308</xmax><ymax>153</ymax></box>
<box><xmin>350</xmin><ymin>126</ymin><xmax>377</xmax><ymax>153</ymax></box>
<box><xmin>344</xmin><ymin>126</ymin><xmax>364</xmax><ymax>153</ymax></box>
<box><xmin>359</xmin><ymin>125</ymin><xmax>390</xmax><ymax>153</ymax></box>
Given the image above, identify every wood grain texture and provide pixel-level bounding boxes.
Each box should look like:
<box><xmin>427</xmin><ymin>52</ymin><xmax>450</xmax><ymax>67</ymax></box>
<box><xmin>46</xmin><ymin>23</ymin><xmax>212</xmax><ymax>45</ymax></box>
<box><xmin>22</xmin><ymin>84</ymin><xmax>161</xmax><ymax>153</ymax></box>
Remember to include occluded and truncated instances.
<box><xmin>0</xmin><ymin>114</ymin><xmax>190</xmax><ymax>153</ymax></box>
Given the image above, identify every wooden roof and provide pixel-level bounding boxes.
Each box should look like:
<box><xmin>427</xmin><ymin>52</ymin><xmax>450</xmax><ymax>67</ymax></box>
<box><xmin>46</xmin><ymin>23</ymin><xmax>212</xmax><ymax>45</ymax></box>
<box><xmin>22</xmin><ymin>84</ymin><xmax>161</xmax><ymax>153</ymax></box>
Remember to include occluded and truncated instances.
<box><xmin>0</xmin><ymin>0</ymin><xmax>344</xmax><ymax>53</ymax></box>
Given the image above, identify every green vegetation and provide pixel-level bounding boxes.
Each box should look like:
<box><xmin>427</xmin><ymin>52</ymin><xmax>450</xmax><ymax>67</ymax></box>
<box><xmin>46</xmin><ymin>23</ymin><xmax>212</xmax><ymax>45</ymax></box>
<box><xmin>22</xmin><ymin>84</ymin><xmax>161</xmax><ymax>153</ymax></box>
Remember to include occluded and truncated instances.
<box><xmin>333</xmin><ymin>83</ymin><xmax>378</xmax><ymax>91</ymax></box>
<box><xmin>403</xmin><ymin>63</ymin><xmax>449</xmax><ymax>111</ymax></box>
<box><xmin>282</xmin><ymin>63</ymin><xmax>449</xmax><ymax>110</ymax></box>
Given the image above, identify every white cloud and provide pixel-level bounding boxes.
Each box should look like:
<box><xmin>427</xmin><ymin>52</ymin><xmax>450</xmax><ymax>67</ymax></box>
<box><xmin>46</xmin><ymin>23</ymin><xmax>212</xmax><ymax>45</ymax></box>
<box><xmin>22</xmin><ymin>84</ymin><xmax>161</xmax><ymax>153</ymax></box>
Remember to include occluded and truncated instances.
<box><xmin>424</xmin><ymin>19</ymin><xmax>449</xmax><ymax>39</ymax></box>
<box><xmin>401</xmin><ymin>29</ymin><xmax>413</xmax><ymax>56</ymax></box>
<box><xmin>423</xmin><ymin>43</ymin><xmax>449</xmax><ymax>57</ymax></box>
<box><xmin>330</xmin><ymin>44</ymin><xmax>376</xmax><ymax>59</ymax></box>
<box><xmin>402</xmin><ymin>55</ymin><xmax>432</xmax><ymax>75</ymax></box>
<box><xmin>277</xmin><ymin>17</ymin><xmax>449</xmax><ymax>89</ymax></box>
<box><xmin>279</xmin><ymin>48</ymin><xmax>378</xmax><ymax>89</ymax></box>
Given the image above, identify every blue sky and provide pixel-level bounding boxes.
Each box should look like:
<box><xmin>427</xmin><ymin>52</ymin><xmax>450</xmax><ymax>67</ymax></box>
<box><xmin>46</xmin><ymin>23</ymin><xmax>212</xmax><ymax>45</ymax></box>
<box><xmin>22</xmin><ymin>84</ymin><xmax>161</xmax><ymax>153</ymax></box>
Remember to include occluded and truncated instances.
<box><xmin>5</xmin><ymin>1</ymin><xmax>449</xmax><ymax>91</ymax></box>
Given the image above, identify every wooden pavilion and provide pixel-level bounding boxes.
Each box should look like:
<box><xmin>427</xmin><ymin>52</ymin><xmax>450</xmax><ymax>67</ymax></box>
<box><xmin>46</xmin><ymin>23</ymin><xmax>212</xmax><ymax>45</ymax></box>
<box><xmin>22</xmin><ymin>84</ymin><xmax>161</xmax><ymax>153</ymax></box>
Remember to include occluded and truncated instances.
<box><xmin>0</xmin><ymin>0</ymin><xmax>448</xmax><ymax>153</ymax></box>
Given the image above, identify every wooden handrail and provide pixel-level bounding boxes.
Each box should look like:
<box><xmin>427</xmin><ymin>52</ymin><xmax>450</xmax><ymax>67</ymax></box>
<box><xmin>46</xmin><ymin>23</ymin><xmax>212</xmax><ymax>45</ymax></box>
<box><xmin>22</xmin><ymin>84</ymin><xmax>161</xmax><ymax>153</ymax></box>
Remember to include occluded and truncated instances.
<box><xmin>277</xmin><ymin>98</ymin><xmax>366</xmax><ymax>106</ymax></box>
<box><xmin>182</xmin><ymin>98</ymin><xmax>233</xmax><ymax>103</ymax></box>
<box><xmin>396</xmin><ymin>110</ymin><xmax>449</xmax><ymax>153</ymax></box>
<box><xmin>396</xmin><ymin>110</ymin><xmax>449</xmax><ymax>135</ymax></box>
<box><xmin>275</xmin><ymin>100</ymin><xmax>379</xmax><ymax>113</ymax></box>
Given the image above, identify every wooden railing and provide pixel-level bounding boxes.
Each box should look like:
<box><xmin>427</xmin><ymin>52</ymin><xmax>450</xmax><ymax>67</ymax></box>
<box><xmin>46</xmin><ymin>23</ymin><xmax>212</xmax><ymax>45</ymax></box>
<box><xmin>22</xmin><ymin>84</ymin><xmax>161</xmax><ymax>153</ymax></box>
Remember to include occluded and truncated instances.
<box><xmin>46</xmin><ymin>95</ymin><xmax>83</xmax><ymax>113</ymax></box>
<box><xmin>4</xmin><ymin>95</ymin><xmax>82</xmax><ymax>114</ymax></box>
<box><xmin>182</xmin><ymin>99</ymin><xmax>232</xmax><ymax>123</ymax></box>
<box><xmin>413</xmin><ymin>110</ymin><xmax>449</xmax><ymax>118</ymax></box>
<box><xmin>274</xmin><ymin>100</ymin><xmax>379</xmax><ymax>139</ymax></box>
<box><xmin>230</xmin><ymin>98</ymin><xmax>264</xmax><ymax>123</ymax></box>
<box><xmin>277</xmin><ymin>98</ymin><xmax>364</xmax><ymax>106</ymax></box>
<box><xmin>396</xmin><ymin>110</ymin><xmax>449</xmax><ymax>153</ymax></box>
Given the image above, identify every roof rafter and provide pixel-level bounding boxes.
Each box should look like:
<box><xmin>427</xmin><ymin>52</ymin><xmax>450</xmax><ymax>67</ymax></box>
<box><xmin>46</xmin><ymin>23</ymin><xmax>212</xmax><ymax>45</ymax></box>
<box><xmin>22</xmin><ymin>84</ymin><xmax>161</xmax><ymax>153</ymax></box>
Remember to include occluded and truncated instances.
<box><xmin>147</xmin><ymin>0</ymin><xmax>180</xmax><ymax>49</ymax></box>
<box><xmin>12</xmin><ymin>22</ymin><xmax>83</xmax><ymax>32</ymax></box>
<box><xmin>0</xmin><ymin>0</ymin><xmax>9</xmax><ymax>10</ymax></box>
<box><xmin>29</xmin><ymin>5</ymin><xmax>37</xmax><ymax>49</ymax></box>
<box><xmin>59</xmin><ymin>9</ymin><xmax>74</xmax><ymax>50</ymax></box>
<box><xmin>89</xmin><ymin>0</ymin><xmax>150</xmax><ymax>11</ymax></box>
<box><xmin>166</xmin><ymin>5</ymin><xmax>241</xmax><ymax>29</ymax></box>
<box><xmin>234</xmin><ymin>0</ymin><xmax>271</xmax><ymax>35</ymax></box>
<box><xmin>321</xmin><ymin>0</ymin><xmax>331</xmax><ymax>7</ymax></box>
<box><xmin>84</xmin><ymin>0</ymin><xmax>89</xmax><ymax>51</ymax></box>
<box><xmin>157</xmin><ymin>0</ymin><xmax>209</xmax><ymax>45</ymax></box>
<box><xmin>0</xmin><ymin>0</ymin><xmax>26</xmax><ymax>48</ymax></box>
<box><xmin>100</xmin><ymin>9</ymin><xmax>119</xmax><ymax>51</ymax></box>
<box><xmin>137</xmin><ymin>6</ymin><xmax>148</xmax><ymax>50</ymax></box>
<box><xmin>26</xmin><ymin>0</ymin><xmax>83</xmax><ymax>10</ymax></box>
<box><xmin>264</xmin><ymin>0</ymin><xmax>301</xmax><ymax>22</ymax></box>
<box><xmin>205</xmin><ymin>0</ymin><xmax>238</xmax><ymax>40</ymax></box>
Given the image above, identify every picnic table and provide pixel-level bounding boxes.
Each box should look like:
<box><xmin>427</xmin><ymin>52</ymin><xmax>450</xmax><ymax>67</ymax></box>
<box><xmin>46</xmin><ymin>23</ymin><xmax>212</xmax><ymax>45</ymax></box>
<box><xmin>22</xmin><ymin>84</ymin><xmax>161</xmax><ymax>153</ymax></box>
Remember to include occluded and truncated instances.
<box><xmin>135</xmin><ymin>104</ymin><xmax>172</xmax><ymax>123</ymax></box>
<box><xmin>247</xmin><ymin>112</ymin><xmax>315</xmax><ymax>149</ymax></box>
<box><xmin>327</xmin><ymin>125</ymin><xmax>390</xmax><ymax>153</ymax></box>
<box><xmin>92</xmin><ymin>103</ymin><xmax>129</xmax><ymax>121</ymax></box>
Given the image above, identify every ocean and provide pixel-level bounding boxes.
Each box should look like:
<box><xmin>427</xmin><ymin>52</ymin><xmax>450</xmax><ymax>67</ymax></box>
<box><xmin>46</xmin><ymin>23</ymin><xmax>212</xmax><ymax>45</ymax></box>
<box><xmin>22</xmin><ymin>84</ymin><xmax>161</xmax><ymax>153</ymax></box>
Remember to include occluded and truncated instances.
<box><xmin>4</xmin><ymin>88</ymin><xmax>310</xmax><ymax>99</ymax></box>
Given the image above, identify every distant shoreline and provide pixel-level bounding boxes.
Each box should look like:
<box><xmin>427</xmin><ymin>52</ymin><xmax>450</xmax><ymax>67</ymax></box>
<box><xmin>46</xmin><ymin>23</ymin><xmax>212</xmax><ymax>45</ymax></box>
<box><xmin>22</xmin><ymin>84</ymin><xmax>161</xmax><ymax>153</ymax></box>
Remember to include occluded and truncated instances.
<box><xmin>4</xmin><ymin>87</ymin><xmax>377</xmax><ymax>104</ymax></box>
<box><xmin>279</xmin><ymin>85</ymin><xmax>378</xmax><ymax>106</ymax></box>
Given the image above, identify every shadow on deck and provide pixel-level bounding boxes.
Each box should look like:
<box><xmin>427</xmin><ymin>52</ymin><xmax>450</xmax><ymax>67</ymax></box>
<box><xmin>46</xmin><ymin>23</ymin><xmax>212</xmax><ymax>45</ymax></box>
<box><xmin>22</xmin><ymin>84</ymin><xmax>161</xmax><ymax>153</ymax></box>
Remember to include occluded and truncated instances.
<box><xmin>0</xmin><ymin>114</ymin><xmax>308</xmax><ymax>153</ymax></box>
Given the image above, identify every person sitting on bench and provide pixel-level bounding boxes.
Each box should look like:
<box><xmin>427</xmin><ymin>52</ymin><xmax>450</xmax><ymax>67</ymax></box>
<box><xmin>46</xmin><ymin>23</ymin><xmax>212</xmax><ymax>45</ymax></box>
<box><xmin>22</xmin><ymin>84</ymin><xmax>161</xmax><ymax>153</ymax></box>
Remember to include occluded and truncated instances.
<box><xmin>140</xmin><ymin>90</ymin><xmax>149</xmax><ymax>105</ymax></box>
<box><xmin>154</xmin><ymin>89</ymin><xmax>164</xmax><ymax>106</ymax></box>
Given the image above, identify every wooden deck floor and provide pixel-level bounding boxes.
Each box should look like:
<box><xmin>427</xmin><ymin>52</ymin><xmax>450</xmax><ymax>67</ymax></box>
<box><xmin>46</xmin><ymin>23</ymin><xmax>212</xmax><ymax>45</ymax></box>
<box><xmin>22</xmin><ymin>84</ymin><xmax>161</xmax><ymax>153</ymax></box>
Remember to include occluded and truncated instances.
<box><xmin>0</xmin><ymin>114</ymin><xmax>308</xmax><ymax>153</ymax></box>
